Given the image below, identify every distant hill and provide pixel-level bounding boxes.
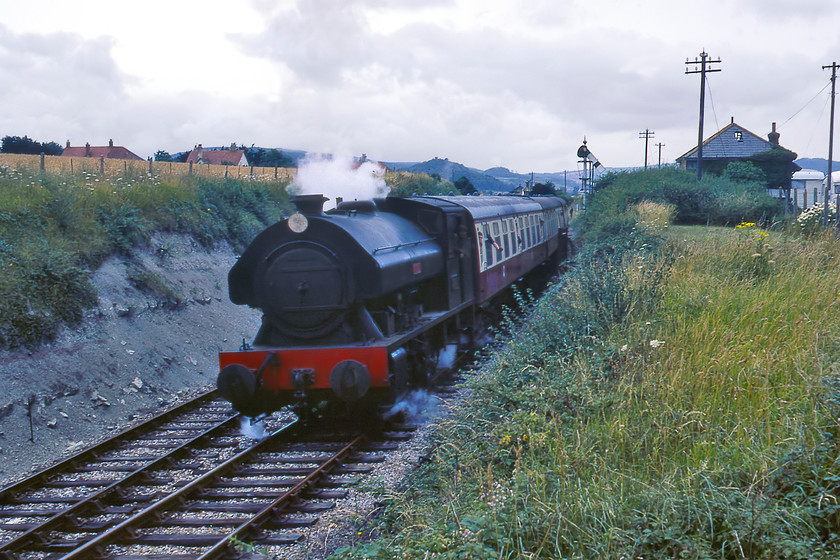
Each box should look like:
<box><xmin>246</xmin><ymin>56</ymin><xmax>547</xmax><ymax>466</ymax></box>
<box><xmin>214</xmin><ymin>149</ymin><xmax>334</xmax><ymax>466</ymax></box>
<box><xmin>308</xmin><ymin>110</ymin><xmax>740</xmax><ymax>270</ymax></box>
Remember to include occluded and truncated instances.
<box><xmin>795</xmin><ymin>158</ymin><xmax>840</xmax><ymax>173</ymax></box>
<box><xmin>398</xmin><ymin>157</ymin><xmax>509</xmax><ymax>193</ymax></box>
<box><xmin>172</xmin><ymin>145</ymin><xmax>582</xmax><ymax>194</ymax></box>
<box><xmin>385</xmin><ymin>159</ymin><xmax>581</xmax><ymax>194</ymax></box>
<box><xmin>483</xmin><ymin>167</ymin><xmax>580</xmax><ymax>193</ymax></box>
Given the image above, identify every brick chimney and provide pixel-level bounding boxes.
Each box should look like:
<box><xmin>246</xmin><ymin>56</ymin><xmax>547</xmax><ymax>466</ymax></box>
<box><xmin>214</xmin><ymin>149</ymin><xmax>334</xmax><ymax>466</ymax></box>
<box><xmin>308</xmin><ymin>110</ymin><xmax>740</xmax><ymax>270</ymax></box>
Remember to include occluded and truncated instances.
<box><xmin>65</xmin><ymin>140</ymin><xmax>70</xmax><ymax>148</ymax></box>
<box><xmin>768</xmin><ymin>122</ymin><xmax>780</xmax><ymax>146</ymax></box>
<box><xmin>197</xmin><ymin>144</ymin><xmax>204</xmax><ymax>162</ymax></box>
<box><xmin>85</xmin><ymin>142</ymin><xmax>91</xmax><ymax>157</ymax></box>
<box><xmin>108</xmin><ymin>139</ymin><xmax>114</xmax><ymax>148</ymax></box>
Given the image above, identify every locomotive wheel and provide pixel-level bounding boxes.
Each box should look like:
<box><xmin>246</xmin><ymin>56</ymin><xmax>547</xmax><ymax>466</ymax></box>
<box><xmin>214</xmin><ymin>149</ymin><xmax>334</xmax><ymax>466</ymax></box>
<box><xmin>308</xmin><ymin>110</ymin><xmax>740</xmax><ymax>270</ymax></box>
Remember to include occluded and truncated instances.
<box><xmin>217</xmin><ymin>364</ymin><xmax>260</xmax><ymax>417</ymax></box>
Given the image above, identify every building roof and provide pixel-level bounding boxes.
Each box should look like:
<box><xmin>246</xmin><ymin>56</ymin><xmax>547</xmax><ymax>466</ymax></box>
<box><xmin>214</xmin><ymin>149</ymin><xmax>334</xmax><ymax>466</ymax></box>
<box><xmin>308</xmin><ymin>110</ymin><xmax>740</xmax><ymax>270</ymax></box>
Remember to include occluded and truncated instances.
<box><xmin>185</xmin><ymin>145</ymin><xmax>249</xmax><ymax>166</ymax></box>
<box><xmin>792</xmin><ymin>169</ymin><xmax>824</xmax><ymax>181</ymax></box>
<box><xmin>676</xmin><ymin>121</ymin><xmax>780</xmax><ymax>163</ymax></box>
<box><xmin>61</xmin><ymin>140</ymin><xmax>144</xmax><ymax>161</ymax></box>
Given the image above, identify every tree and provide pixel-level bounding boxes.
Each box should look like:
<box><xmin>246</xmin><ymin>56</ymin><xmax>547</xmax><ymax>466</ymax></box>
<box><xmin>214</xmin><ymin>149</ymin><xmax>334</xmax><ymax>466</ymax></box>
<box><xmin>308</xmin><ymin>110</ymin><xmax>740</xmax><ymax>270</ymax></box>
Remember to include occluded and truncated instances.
<box><xmin>1</xmin><ymin>135</ymin><xmax>62</xmax><ymax>155</ymax></box>
<box><xmin>531</xmin><ymin>181</ymin><xmax>556</xmax><ymax>195</ymax></box>
<box><xmin>154</xmin><ymin>150</ymin><xmax>174</xmax><ymax>162</ymax></box>
<box><xmin>454</xmin><ymin>176</ymin><xmax>477</xmax><ymax>195</ymax></box>
<box><xmin>244</xmin><ymin>147</ymin><xmax>296</xmax><ymax>168</ymax></box>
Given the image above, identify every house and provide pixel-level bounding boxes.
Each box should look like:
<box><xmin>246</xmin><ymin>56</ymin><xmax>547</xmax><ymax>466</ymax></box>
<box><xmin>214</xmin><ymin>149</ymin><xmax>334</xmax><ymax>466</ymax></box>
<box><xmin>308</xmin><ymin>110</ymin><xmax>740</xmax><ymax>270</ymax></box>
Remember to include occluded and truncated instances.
<box><xmin>61</xmin><ymin>139</ymin><xmax>144</xmax><ymax>161</ymax></box>
<box><xmin>185</xmin><ymin>144</ymin><xmax>249</xmax><ymax>166</ymax></box>
<box><xmin>675</xmin><ymin>119</ymin><xmax>800</xmax><ymax>189</ymax></box>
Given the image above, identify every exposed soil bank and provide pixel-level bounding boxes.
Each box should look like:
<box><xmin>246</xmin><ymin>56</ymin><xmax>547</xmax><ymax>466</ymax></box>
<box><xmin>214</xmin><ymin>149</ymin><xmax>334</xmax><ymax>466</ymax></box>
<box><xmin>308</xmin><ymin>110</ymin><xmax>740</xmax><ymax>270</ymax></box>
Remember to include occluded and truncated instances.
<box><xmin>0</xmin><ymin>234</ymin><xmax>261</xmax><ymax>483</ymax></box>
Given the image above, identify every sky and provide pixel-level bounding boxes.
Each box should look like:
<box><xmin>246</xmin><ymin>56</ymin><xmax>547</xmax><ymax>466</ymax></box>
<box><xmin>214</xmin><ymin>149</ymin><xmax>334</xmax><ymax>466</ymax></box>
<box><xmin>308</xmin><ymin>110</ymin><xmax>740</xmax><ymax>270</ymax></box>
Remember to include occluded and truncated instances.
<box><xmin>1</xmin><ymin>0</ymin><xmax>840</xmax><ymax>175</ymax></box>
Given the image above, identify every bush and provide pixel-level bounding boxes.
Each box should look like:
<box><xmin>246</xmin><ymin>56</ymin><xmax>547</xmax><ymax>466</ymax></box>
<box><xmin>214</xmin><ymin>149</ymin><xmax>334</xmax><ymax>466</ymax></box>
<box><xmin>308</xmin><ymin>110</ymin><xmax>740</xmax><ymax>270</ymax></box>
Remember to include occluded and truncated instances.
<box><xmin>577</xmin><ymin>167</ymin><xmax>782</xmax><ymax>243</ymax></box>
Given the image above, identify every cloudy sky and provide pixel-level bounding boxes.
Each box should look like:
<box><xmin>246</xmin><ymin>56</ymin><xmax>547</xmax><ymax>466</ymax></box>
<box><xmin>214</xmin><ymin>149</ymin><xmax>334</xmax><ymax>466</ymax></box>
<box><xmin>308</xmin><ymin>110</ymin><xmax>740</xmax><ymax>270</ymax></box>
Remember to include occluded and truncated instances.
<box><xmin>1</xmin><ymin>0</ymin><xmax>839</xmax><ymax>174</ymax></box>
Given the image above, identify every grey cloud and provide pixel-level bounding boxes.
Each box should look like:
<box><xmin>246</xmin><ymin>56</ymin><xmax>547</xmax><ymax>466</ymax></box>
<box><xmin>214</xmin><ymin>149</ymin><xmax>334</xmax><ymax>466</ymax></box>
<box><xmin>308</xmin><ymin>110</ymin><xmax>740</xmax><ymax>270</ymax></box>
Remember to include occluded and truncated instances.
<box><xmin>236</xmin><ymin>0</ymin><xmax>376</xmax><ymax>84</ymax></box>
<box><xmin>0</xmin><ymin>25</ymin><xmax>128</xmax><ymax>140</ymax></box>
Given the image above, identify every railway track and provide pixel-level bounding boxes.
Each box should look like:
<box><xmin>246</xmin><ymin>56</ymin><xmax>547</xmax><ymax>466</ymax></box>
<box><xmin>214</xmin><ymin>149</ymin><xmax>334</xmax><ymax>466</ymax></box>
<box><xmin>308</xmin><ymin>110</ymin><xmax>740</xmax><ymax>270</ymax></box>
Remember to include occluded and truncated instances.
<box><xmin>0</xmin><ymin>391</ymin><xmax>413</xmax><ymax>559</ymax></box>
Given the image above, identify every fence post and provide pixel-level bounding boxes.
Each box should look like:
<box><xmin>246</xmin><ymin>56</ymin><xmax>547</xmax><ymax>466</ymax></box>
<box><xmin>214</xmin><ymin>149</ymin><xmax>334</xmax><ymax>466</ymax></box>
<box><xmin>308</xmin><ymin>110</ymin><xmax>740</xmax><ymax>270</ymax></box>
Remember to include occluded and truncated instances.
<box><xmin>40</xmin><ymin>152</ymin><xmax>45</xmax><ymax>173</ymax></box>
<box><xmin>225</xmin><ymin>166</ymin><xmax>228</xmax><ymax>179</ymax></box>
<box><xmin>99</xmin><ymin>155</ymin><xmax>105</xmax><ymax>175</ymax></box>
<box><xmin>250</xmin><ymin>164</ymin><xmax>254</xmax><ymax>177</ymax></box>
<box><xmin>274</xmin><ymin>166</ymin><xmax>278</xmax><ymax>179</ymax></box>
<box><xmin>189</xmin><ymin>161</ymin><xmax>193</xmax><ymax>175</ymax></box>
<box><xmin>148</xmin><ymin>157</ymin><xmax>153</xmax><ymax>175</ymax></box>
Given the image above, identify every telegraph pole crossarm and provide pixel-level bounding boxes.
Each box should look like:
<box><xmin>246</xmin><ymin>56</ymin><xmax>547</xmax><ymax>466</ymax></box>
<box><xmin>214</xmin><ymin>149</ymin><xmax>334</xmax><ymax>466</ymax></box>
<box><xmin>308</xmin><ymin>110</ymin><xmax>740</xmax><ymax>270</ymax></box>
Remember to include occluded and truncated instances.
<box><xmin>686</xmin><ymin>51</ymin><xmax>721</xmax><ymax>180</ymax></box>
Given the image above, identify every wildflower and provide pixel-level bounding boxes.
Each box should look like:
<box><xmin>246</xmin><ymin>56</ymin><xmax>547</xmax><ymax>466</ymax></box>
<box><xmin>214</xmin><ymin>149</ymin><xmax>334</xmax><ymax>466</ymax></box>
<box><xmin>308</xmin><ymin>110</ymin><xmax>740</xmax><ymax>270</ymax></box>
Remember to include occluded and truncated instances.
<box><xmin>620</xmin><ymin>344</ymin><xmax>629</xmax><ymax>352</ymax></box>
<box><xmin>649</xmin><ymin>339</ymin><xmax>665</xmax><ymax>348</ymax></box>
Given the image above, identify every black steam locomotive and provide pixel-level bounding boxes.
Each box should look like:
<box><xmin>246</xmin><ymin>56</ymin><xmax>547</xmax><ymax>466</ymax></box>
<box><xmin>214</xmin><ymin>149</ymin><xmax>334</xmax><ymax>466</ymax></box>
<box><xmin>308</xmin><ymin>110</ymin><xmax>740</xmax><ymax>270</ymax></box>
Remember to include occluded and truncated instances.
<box><xmin>218</xmin><ymin>193</ymin><xmax>569</xmax><ymax>418</ymax></box>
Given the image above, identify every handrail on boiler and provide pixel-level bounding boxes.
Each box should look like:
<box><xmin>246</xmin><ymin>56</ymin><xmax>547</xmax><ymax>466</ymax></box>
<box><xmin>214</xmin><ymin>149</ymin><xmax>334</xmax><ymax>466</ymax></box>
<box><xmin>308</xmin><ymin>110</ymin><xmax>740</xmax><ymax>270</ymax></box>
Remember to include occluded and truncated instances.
<box><xmin>372</xmin><ymin>237</ymin><xmax>436</xmax><ymax>254</ymax></box>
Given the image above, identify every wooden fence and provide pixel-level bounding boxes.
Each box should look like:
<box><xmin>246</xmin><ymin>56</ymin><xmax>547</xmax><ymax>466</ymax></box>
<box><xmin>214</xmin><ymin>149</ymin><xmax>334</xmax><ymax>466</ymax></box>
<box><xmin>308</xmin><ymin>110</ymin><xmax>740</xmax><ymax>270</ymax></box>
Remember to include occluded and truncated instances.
<box><xmin>0</xmin><ymin>153</ymin><xmax>296</xmax><ymax>182</ymax></box>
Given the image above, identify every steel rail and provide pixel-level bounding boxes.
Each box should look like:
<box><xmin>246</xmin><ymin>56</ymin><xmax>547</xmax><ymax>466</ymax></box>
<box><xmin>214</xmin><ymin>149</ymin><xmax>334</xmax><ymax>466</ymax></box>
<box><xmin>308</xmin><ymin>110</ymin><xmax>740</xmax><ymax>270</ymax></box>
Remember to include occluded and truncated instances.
<box><xmin>56</xmin><ymin>419</ymin><xmax>301</xmax><ymax>560</ymax></box>
<box><xmin>0</xmin><ymin>414</ymin><xmax>243</xmax><ymax>557</ymax></box>
<box><xmin>195</xmin><ymin>434</ymin><xmax>366</xmax><ymax>560</ymax></box>
<box><xmin>0</xmin><ymin>390</ymin><xmax>225</xmax><ymax>501</ymax></box>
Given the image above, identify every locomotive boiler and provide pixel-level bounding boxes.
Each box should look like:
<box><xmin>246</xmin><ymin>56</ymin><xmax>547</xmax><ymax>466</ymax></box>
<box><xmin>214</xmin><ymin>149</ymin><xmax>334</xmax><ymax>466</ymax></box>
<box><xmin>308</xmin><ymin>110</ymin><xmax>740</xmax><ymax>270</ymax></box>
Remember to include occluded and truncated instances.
<box><xmin>218</xmin><ymin>193</ymin><xmax>568</xmax><ymax>419</ymax></box>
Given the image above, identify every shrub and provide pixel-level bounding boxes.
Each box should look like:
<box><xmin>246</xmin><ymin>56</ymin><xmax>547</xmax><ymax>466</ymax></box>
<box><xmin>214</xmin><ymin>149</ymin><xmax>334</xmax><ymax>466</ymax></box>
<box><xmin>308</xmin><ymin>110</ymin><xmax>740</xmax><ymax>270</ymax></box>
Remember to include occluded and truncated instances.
<box><xmin>577</xmin><ymin>167</ymin><xmax>782</xmax><ymax>242</ymax></box>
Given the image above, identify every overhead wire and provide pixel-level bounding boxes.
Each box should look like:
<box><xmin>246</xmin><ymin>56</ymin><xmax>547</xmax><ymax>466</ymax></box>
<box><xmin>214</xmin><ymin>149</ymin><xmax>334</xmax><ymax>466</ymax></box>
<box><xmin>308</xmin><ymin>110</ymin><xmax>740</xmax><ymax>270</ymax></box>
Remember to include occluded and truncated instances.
<box><xmin>705</xmin><ymin>76</ymin><xmax>727</xmax><ymax>158</ymax></box>
<box><xmin>775</xmin><ymin>80</ymin><xmax>833</xmax><ymax>156</ymax></box>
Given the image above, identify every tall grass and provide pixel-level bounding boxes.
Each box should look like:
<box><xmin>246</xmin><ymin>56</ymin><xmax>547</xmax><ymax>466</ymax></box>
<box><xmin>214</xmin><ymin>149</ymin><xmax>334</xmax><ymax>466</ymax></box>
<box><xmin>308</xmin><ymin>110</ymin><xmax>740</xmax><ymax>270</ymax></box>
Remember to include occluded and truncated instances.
<box><xmin>335</xmin><ymin>206</ymin><xmax>840</xmax><ymax>559</ymax></box>
<box><xmin>0</xmin><ymin>164</ymin><xmax>292</xmax><ymax>347</ymax></box>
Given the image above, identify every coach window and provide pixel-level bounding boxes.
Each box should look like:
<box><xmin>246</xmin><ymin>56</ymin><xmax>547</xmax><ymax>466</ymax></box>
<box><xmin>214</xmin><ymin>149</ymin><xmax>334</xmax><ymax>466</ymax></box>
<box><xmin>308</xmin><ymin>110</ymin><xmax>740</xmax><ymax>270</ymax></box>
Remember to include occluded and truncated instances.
<box><xmin>492</xmin><ymin>222</ymin><xmax>502</xmax><ymax>261</ymax></box>
<box><xmin>483</xmin><ymin>224</ymin><xmax>494</xmax><ymax>267</ymax></box>
<box><xmin>477</xmin><ymin>226</ymin><xmax>485</xmax><ymax>270</ymax></box>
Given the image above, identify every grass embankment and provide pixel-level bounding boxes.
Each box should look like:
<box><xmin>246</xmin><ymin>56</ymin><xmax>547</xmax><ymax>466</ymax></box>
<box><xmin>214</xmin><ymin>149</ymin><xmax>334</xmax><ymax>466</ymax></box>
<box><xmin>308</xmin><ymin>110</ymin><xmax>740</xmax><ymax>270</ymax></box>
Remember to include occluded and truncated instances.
<box><xmin>0</xmin><ymin>163</ymin><xmax>292</xmax><ymax>348</ymax></box>
<box><xmin>336</xmin><ymin>205</ymin><xmax>840</xmax><ymax>558</ymax></box>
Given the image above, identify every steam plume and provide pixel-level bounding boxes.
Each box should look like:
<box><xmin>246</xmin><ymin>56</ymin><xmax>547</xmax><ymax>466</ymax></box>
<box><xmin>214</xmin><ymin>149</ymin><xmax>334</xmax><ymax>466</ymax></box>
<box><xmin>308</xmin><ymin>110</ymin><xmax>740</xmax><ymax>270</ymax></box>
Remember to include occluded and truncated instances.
<box><xmin>291</xmin><ymin>154</ymin><xmax>389</xmax><ymax>210</ymax></box>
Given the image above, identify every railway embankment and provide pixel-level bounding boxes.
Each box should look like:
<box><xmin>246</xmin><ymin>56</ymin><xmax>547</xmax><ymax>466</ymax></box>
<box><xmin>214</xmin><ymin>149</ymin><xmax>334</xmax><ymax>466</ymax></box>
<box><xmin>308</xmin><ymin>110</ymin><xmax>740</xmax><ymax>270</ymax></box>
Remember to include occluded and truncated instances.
<box><xmin>0</xmin><ymin>167</ymin><xmax>293</xmax><ymax>483</ymax></box>
<box><xmin>0</xmin><ymin>233</ymin><xmax>262</xmax><ymax>483</ymax></box>
<box><xmin>333</xmin><ymin>168</ymin><xmax>840</xmax><ymax>559</ymax></box>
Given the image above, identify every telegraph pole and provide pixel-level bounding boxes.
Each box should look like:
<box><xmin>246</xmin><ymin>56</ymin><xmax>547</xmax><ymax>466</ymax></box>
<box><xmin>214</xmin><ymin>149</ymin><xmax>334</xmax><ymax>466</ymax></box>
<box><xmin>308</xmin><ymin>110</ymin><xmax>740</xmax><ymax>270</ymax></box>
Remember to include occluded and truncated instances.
<box><xmin>685</xmin><ymin>51</ymin><xmax>721</xmax><ymax>180</ymax></box>
<box><xmin>823</xmin><ymin>61</ymin><xmax>838</xmax><ymax>229</ymax></box>
<box><xmin>656</xmin><ymin>142</ymin><xmax>665</xmax><ymax>167</ymax></box>
<box><xmin>639</xmin><ymin>129</ymin><xmax>655</xmax><ymax>169</ymax></box>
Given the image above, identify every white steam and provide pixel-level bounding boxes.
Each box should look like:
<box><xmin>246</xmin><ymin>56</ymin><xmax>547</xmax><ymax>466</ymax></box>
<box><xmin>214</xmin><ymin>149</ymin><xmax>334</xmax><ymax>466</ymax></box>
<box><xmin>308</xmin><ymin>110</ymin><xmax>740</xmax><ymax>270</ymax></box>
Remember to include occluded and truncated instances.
<box><xmin>240</xmin><ymin>416</ymin><xmax>267</xmax><ymax>441</ymax></box>
<box><xmin>291</xmin><ymin>154</ymin><xmax>389</xmax><ymax>210</ymax></box>
<box><xmin>385</xmin><ymin>390</ymin><xmax>438</xmax><ymax>423</ymax></box>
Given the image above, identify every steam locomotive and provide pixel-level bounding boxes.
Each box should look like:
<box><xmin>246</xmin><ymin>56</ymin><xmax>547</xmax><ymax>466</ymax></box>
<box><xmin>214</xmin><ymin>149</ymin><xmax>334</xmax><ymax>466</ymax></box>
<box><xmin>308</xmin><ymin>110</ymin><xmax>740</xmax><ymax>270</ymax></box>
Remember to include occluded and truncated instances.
<box><xmin>217</xmin><ymin>193</ymin><xmax>569</xmax><ymax>419</ymax></box>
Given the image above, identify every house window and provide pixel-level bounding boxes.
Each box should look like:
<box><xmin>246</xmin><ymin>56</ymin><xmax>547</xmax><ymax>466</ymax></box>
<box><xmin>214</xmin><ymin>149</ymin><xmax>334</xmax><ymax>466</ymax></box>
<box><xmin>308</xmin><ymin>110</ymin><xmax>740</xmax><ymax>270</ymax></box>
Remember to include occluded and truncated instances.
<box><xmin>734</xmin><ymin>131</ymin><xmax>743</xmax><ymax>142</ymax></box>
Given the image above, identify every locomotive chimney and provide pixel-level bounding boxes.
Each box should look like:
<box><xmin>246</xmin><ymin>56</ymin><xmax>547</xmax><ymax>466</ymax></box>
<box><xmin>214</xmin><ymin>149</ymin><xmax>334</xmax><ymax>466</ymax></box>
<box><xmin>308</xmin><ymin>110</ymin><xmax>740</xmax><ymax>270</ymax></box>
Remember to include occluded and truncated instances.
<box><xmin>292</xmin><ymin>194</ymin><xmax>330</xmax><ymax>216</ymax></box>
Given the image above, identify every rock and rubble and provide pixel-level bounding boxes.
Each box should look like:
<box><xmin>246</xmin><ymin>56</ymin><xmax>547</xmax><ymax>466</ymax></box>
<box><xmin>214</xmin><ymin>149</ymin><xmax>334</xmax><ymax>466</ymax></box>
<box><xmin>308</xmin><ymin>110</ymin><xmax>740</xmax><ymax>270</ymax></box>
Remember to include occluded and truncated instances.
<box><xmin>0</xmin><ymin>233</ymin><xmax>262</xmax><ymax>484</ymax></box>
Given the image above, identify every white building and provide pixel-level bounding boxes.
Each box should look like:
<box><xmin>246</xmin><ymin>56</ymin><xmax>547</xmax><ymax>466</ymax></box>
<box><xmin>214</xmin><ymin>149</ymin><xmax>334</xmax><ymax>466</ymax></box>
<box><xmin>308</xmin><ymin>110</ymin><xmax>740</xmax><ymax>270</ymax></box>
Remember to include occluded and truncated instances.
<box><xmin>790</xmin><ymin>169</ymin><xmax>826</xmax><ymax>209</ymax></box>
